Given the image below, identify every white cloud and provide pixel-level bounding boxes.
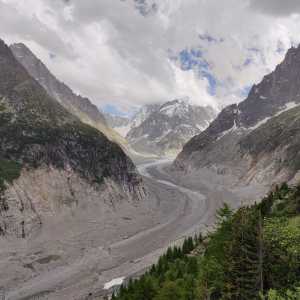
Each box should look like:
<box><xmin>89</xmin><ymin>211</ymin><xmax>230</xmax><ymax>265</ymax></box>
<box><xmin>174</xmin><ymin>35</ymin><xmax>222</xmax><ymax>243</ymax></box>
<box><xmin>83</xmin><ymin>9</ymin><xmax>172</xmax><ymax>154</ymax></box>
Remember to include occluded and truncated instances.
<box><xmin>1</xmin><ymin>0</ymin><xmax>300</xmax><ymax>113</ymax></box>
<box><xmin>171</xmin><ymin>64</ymin><xmax>218</xmax><ymax>109</ymax></box>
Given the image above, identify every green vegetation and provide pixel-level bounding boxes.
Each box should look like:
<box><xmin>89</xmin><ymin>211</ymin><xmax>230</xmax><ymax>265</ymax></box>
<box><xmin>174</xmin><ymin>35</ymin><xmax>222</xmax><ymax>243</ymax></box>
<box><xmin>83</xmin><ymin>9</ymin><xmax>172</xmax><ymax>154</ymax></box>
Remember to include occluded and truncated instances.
<box><xmin>0</xmin><ymin>159</ymin><xmax>22</xmax><ymax>191</ymax></box>
<box><xmin>1</xmin><ymin>115</ymin><xmax>134</xmax><ymax>186</ymax></box>
<box><xmin>113</xmin><ymin>184</ymin><xmax>300</xmax><ymax>300</ymax></box>
<box><xmin>0</xmin><ymin>159</ymin><xmax>22</xmax><ymax>212</ymax></box>
<box><xmin>112</xmin><ymin>235</ymin><xmax>202</xmax><ymax>300</ymax></box>
<box><xmin>0</xmin><ymin>70</ymin><xmax>138</xmax><ymax>189</ymax></box>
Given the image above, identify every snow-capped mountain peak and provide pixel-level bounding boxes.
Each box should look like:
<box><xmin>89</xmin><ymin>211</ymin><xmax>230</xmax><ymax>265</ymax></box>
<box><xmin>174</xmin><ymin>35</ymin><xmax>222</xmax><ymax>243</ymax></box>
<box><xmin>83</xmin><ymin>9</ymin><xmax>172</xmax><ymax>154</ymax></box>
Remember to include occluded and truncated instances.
<box><xmin>159</xmin><ymin>99</ymin><xmax>190</xmax><ymax>117</ymax></box>
<box><xmin>126</xmin><ymin>99</ymin><xmax>217</xmax><ymax>156</ymax></box>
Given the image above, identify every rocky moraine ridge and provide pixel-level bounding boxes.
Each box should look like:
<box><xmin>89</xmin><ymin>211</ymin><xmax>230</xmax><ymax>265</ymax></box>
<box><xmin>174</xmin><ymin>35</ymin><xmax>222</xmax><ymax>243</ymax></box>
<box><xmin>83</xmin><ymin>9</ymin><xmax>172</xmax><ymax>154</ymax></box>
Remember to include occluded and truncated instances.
<box><xmin>175</xmin><ymin>45</ymin><xmax>300</xmax><ymax>185</ymax></box>
<box><xmin>0</xmin><ymin>39</ymin><xmax>144</xmax><ymax>238</ymax></box>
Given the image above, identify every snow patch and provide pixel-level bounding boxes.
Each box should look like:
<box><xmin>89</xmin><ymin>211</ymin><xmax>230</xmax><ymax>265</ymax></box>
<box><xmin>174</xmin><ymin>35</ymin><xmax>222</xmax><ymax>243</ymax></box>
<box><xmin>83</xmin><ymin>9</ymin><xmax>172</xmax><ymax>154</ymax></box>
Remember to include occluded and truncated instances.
<box><xmin>217</xmin><ymin>120</ymin><xmax>238</xmax><ymax>140</ymax></box>
<box><xmin>284</xmin><ymin>101</ymin><xmax>298</xmax><ymax>111</ymax></box>
<box><xmin>196</xmin><ymin>124</ymin><xmax>206</xmax><ymax>131</ymax></box>
<box><xmin>249</xmin><ymin>116</ymin><xmax>271</xmax><ymax>130</ymax></box>
<box><xmin>104</xmin><ymin>277</ymin><xmax>125</xmax><ymax>290</ymax></box>
<box><xmin>259</xmin><ymin>95</ymin><xmax>267</xmax><ymax>100</ymax></box>
<box><xmin>159</xmin><ymin>100</ymin><xmax>189</xmax><ymax>117</ymax></box>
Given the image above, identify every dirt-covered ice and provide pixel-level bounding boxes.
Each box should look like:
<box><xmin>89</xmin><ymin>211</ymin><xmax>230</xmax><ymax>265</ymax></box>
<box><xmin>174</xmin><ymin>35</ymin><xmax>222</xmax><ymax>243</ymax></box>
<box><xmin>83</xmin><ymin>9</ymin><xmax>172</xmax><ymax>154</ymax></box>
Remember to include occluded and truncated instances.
<box><xmin>0</xmin><ymin>158</ymin><xmax>266</xmax><ymax>300</ymax></box>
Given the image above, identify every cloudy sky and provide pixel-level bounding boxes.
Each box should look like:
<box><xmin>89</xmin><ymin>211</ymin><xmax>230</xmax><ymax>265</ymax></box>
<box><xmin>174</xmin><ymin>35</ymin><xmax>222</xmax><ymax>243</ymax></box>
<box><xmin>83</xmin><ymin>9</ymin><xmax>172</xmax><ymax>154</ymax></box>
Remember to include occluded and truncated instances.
<box><xmin>1</xmin><ymin>0</ymin><xmax>300</xmax><ymax>115</ymax></box>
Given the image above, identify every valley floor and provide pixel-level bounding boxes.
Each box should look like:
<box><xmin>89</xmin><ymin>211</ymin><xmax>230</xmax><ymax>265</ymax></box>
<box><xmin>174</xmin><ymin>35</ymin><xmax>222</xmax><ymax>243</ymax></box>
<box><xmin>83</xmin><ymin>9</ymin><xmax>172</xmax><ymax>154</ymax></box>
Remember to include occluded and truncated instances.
<box><xmin>0</xmin><ymin>158</ymin><xmax>266</xmax><ymax>300</ymax></box>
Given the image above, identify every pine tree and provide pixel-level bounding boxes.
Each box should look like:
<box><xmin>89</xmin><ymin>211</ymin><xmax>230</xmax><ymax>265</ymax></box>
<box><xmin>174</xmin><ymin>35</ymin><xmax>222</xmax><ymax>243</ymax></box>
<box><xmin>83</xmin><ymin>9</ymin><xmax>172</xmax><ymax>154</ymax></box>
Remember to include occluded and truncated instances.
<box><xmin>223</xmin><ymin>207</ymin><xmax>262</xmax><ymax>299</ymax></box>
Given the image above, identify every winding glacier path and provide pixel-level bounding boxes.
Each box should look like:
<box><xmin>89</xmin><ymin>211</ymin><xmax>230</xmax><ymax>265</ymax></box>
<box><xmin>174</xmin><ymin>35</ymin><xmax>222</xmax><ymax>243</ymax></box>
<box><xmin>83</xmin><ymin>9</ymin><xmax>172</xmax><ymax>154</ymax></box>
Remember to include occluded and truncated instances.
<box><xmin>6</xmin><ymin>159</ymin><xmax>216</xmax><ymax>300</ymax></box>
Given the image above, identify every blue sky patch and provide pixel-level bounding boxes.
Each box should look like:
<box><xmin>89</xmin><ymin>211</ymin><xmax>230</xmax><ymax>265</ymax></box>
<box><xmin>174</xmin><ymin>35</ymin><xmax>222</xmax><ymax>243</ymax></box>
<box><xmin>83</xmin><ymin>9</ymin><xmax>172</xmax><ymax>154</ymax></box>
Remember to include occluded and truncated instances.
<box><xmin>177</xmin><ymin>48</ymin><xmax>217</xmax><ymax>95</ymax></box>
<box><xmin>103</xmin><ymin>104</ymin><xmax>136</xmax><ymax>117</ymax></box>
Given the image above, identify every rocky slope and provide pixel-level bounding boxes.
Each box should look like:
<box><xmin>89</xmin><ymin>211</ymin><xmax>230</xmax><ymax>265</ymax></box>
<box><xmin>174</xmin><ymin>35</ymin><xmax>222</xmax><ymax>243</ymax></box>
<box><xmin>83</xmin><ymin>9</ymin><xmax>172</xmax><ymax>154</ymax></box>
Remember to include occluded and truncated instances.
<box><xmin>127</xmin><ymin>99</ymin><xmax>216</xmax><ymax>156</ymax></box>
<box><xmin>174</xmin><ymin>45</ymin><xmax>300</xmax><ymax>185</ymax></box>
<box><xmin>238</xmin><ymin>105</ymin><xmax>300</xmax><ymax>184</ymax></box>
<box><xmin>0</xmin><ymin>39</ymin><xmax>144</xmax><ymax>238</ymax></box>
<box><xmin>10</xmin><ymin>43</ymin><xmax>127</xmax><ymax>147</ymax></box>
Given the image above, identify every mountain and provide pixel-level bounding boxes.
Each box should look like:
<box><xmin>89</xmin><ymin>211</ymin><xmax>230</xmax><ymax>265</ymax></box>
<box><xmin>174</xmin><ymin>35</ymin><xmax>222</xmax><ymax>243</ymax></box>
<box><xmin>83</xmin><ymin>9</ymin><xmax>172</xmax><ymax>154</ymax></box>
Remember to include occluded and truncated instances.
<box><xmin>126</xmin><ymin>99</ymin><xmax>216</xmax><ymax>156</ymax></box>
<box><xmin>174</xmin><ymin>45</ymin><xmax>300</xmax><ymax>185</ymax></box>
<box><xmin>130</xmin><ymin>103</ymin><xmax>161</xmax><ymax>129</ymax></box>
<box><xmin>0</xmin><ymin>39</ymin><xmax>144</xmax><ymax>238</ymax></box>
<box><xmin>105</xmin><ymin>114</ymin><xmax>131</xmax><ymax>137</ymax></box>
<box><xmin>238</xmin><ymin>105</ymin><xmax>300</xmax><ymax>184</ymax></box>
<box><xmin>10</xmin><ymin>43</ymin><xmax>127</xmax><ymax>147</ymax></box>
<box><xmin>106</xmin><ymin>114</ymin><xmax>131</xmax><ymax>129</ymax></box>
<box><xmin>106</xmin><ymin>104</ymin><xmax>161</xmax><ymax>138</ymax></box>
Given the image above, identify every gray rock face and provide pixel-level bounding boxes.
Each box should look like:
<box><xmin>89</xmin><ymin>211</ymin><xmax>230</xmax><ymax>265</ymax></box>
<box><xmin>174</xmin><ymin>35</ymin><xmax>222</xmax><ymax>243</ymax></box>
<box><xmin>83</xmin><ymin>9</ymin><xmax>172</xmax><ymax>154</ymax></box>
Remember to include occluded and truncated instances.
<box><xmin>238</xmin><ymin>46</ymin><xmax>300</xmax><ymax>127</ymax></box>
<box><xmin>0</xmin><ymin>39</ymin><xmax>144</xmax><ymax>238</ymax></box>
<box><xmin>127</xmin><ymin>99</ymin><xmax>216</xmax><ymax>156</ymax></box>
<box><xmin>238</xmin><ymin>105</ymin><xmax>300</xmax><ymax>184</ymax></box>
<box><xmin>174</xmin><ymin>45</ymin><xmax>300</xmax><ymax>185</ymax></box>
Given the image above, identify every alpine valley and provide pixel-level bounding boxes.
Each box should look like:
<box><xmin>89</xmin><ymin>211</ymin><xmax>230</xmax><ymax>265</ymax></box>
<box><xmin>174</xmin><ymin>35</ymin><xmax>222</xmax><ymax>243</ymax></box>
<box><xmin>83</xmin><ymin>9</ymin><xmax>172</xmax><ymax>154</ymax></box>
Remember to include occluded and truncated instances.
<box><xmin>0</xmin><ymin>20</ymin><xmax>300</xmax><ymax>300</ymax></box>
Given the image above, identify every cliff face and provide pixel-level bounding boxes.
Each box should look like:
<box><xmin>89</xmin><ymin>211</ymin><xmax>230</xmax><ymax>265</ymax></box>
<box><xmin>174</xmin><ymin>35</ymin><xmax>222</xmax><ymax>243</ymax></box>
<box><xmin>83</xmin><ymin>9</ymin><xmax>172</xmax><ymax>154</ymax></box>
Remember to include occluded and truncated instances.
<box><xmin>174</xmin><ymin>45</ymin><xmax>300</xmax><ymax>186</ymax></box>
<box><xmin>0</xmin><ymin>39</ymin><xmax>144</xmax><ymax>238</ymax></box>
<box><xmin>238</xmin><ymin>46</ymin><xmax>300</xmax><ymax>127</ymax></box>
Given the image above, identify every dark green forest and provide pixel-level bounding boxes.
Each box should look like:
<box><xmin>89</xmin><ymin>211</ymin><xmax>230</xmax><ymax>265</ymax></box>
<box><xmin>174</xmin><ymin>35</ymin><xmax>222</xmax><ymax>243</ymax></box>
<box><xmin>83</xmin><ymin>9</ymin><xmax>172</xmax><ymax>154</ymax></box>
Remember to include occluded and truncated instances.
<box><xmin>112</xmin><ymin>183</ymin><xmax>300</xmax><ymax>300</ymax></box>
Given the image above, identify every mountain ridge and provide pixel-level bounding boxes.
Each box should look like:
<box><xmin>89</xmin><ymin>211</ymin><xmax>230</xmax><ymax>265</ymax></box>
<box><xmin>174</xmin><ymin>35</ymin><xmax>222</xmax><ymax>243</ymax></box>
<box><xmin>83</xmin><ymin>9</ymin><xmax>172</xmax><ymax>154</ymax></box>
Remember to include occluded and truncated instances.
<box><xmin>10</xmin><ymin>43</ymin><xmax>128</xmax><ymax>148</ymax></box>
<box><xmin>174</xmin><ymin>44</ymin><xmax>300</xmax><ymax>186</ymax></box>
<box><xmin>0</xmin><ymin>38</ymin><xmax>144</xmax><ymax>238</ymax></box>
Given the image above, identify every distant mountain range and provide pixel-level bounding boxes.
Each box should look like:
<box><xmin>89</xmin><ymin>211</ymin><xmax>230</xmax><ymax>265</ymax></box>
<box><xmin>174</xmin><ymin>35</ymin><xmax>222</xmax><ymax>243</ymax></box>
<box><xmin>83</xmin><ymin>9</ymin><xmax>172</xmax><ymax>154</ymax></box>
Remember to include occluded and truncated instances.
<box><xmin>174</xmin><ymin>45</ymin><xmax>300</xmax><ymax>186</ymax></box>
<box><xmin>107</xmin><ymin>100</ymin><xmax>216</xmax><ymax>156</ymax></box>
<box><xmin>106</xmin><ymin>104</ymin><xmax>160</xmax><ymax>137</ymax></box>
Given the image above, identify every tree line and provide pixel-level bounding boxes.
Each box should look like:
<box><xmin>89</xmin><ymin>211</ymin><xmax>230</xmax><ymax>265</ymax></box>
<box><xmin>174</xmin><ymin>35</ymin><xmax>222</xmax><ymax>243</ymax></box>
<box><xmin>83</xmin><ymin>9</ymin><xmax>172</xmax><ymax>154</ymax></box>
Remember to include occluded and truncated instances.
<box><xmin>112</xmin><ymin>183</ymin><xmax>300</xmax><ymax>300</ymax></box>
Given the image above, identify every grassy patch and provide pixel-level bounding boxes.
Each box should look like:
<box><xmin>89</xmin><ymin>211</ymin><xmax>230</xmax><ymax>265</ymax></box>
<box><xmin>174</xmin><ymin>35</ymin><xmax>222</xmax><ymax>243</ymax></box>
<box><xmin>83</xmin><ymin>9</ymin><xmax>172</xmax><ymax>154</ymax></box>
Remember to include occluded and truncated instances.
<box><xmin>0</xmin><ymin>159</ymin><xmax>22</xmax><ymax>191</ymax></box>
<box><xmin>289</xmin><ymin>215</ymin><xmax>300</xmax><ymax>227</ymax></box>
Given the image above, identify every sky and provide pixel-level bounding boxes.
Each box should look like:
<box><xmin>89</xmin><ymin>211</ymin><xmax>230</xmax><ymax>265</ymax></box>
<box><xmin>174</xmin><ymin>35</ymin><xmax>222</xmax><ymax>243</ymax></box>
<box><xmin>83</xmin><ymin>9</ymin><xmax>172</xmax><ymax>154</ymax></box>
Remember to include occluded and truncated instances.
<box><xmin>1</xmin><ymin>0</ymin><xmax>300</xmax><ymax>116</ymax></box>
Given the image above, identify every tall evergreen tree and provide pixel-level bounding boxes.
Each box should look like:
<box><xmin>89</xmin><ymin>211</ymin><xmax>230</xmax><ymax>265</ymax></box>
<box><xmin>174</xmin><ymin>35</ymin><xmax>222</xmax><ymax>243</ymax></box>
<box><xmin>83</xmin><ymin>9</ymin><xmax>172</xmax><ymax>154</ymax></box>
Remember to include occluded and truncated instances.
<box><xmin>224</xmin><ymin>207</ymin><xmax>262</xmax><ymax>300</ymax></box>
